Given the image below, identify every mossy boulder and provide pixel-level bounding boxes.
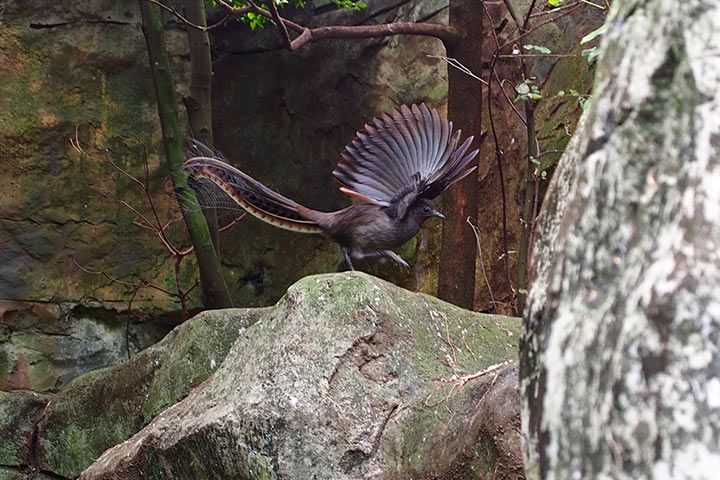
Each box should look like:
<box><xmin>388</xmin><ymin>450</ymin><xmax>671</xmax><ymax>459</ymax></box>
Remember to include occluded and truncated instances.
<box><xmin>0</xmin><ymin>390</ymin><xmax>52</xmax><ymax>468</ymax></box>
<box><xmin>80</xmin><ymin>273</ymin><xmax>523</xmax><ymax>479</ymax></box>
<box><xmin>35</xmin><ymin>308</ymin><xmax>261</xmax><ymax>479</ymax></box>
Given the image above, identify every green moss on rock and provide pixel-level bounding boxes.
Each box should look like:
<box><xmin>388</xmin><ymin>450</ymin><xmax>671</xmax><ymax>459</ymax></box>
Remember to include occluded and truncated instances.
<box><xmin>36</xmin><ymin>308</ymin><xmax>261</xmax><ymax>478</ymax></box>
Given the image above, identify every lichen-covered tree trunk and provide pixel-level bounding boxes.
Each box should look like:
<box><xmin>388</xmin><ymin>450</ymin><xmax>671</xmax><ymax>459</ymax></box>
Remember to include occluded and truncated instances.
<box><xmin>139</xmin><ymin>1</ymin><xmax>233</xmax><ymax>309</ymax></box>
<box><xmin>520</xmin><ymin>0</ymin><xmax>720</xmax><ymax>477</ymax></box>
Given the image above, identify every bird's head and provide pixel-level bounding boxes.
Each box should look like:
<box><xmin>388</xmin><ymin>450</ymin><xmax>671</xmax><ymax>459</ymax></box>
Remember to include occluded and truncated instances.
<box><xmin>412</xmin><ymin>198</ymin><xmax>445</xmax><ymax>222</ymax></box>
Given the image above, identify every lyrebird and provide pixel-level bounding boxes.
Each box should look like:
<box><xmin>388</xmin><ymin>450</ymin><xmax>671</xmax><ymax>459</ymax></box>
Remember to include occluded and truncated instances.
<box><xmin>183</xmin><ymin>104</ymin><xmax>478</xmax><ymax>270</ymax></box>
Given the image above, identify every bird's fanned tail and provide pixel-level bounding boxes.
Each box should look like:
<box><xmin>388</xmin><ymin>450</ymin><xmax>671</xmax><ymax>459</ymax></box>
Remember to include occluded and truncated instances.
<box><xmin>183</xmin><ymin>156</ymin><xmax>323</xmax><ymax>234</ymax></box>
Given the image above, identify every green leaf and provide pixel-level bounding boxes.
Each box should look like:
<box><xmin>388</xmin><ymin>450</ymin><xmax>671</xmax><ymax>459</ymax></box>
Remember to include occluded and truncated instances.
<box><xmin>580</xmin><ymin>24</ymin><xmax>608</xmax><ymax>45</ymax></box>
<box><xmin>516</xmin><ymin>83</ymin><xmax>530</xmax><ymax>95</ymax></box>
<box><xmin>582</xmin><ymin>46</ymin><xmax>600</xmax><ymax>64</ymax></box>
<box><xmin>333</xmin><ymin>0</ymin><xmax>367</xmax><ymax>10</ymax></box>
<box><xmin>556</xmin><ymin>90</ymin><xmax>565</xmax><ymax>97</ymax></box>
<box><xmin>524</xmin><ymin>44</ymin><xmax>552</xmax><ymax>54</ymax></box>
<box><xmin>528</xmin><ymin>92</ymin><xmax>543</xmax><ymax>100</ymax></box>
<box><xmin>548</xmin><ymin>0</ymin><xmax>567</xmax><ymax>7</ymax></box>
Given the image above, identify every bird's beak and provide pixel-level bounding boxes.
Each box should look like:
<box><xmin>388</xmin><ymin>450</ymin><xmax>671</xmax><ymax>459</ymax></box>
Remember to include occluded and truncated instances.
<box><xmin>431</xmin><ymin>209</ymin><xmax>445</xmax><ymax>220</ymax></box>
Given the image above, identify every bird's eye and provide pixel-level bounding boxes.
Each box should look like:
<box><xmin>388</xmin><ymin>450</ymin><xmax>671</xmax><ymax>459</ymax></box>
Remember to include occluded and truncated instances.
<box><xmin>422</xmin><ymin>206</ymin><xmax>431</xmax><ymax>213</ymax></box>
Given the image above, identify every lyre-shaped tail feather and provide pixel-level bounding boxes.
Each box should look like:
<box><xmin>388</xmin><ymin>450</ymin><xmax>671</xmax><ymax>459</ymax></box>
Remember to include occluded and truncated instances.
<box><xmin>183</xmin><ymin>156</ymin><xmax>323</xmax><ymax>234</ymax></box>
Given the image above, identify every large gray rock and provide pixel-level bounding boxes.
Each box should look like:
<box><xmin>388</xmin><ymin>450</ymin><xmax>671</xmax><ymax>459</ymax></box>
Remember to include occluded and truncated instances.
<box><xmin>34</xmin><ymin>307</ymin><xmax>261</xmax><ymax>479</ymax></box>
<box><xmin>81</xmin><ymin>273</ymin><xmax>523</xmax><ymax>479</ymax></box>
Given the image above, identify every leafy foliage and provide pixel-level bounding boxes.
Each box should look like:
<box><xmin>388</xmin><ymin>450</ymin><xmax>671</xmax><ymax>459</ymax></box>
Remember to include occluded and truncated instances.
<box><xmin>203</xmin><ymin>0</ymin><xmax>364</xmax><ymax>30</ymax></box>
<box><xmin>516</xmin><ymin>79</ymin><xmax>542</xmax><ymax>101</ymax></box>
<box><xmin>547</xmin><ymin>0</ymin><xmax>569</xmax><ymax>7</ymax></box>
<box><xmin>580</xmin><ymin>23</ymin><xmax>608</xmax><ymax>44</ymax></box>
<box><xmin>333</xmin><ymin>0</ymin><xmax>367</xmax><ymax>11</ymax></box>
<box><xmin>524</xmin><ymin>44</ymin><xmax>552</xmax><ymax>54</ymax></box>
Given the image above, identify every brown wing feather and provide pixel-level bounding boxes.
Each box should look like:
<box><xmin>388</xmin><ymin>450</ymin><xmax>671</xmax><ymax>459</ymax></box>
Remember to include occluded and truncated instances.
<box><xmin>333</xmin><ymin>104</ymin><xmax>479</xmax><ymax>214</ymax></box>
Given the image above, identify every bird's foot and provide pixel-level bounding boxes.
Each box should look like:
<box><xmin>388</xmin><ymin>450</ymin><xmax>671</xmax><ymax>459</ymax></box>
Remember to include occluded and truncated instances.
<box><xmin>382</xmin><ymin>250</ymin><xmax>410</xmax><ymax>269</ymax></box>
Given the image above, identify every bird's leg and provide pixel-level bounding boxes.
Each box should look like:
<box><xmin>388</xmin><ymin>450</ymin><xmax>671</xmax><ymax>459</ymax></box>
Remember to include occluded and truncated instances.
<box><xmin>356</xmin><ymin>250</ymin><xmax>410</xmax><ymax>269</ymax></box>
<box><xmin>342</xmin><ymin>248</ymin><xmax>355</xmax><ymax>271</ymax></box>
<box><xmin>381</xmin><ymin>250</ymin><xmax>410</xmax><ymax>268</ymax></box>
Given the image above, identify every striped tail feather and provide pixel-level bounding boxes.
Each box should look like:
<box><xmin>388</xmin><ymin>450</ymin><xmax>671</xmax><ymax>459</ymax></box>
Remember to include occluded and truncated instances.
<box><xmin>183</xmin><ymin>156</ymin><xmax>323</xmax><ymax>234</ymax></box>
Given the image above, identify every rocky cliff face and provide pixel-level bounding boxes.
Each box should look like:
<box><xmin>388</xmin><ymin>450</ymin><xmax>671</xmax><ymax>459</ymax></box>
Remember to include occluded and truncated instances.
<box><xmin>0</xmin><ymin>0</ymin><xmax>449</xmax><ymax>313</ymax></box>
<box><xmin>0</xmin><ymin>0</ymin><xmax>449</xmax><ymax>396</ymax></box>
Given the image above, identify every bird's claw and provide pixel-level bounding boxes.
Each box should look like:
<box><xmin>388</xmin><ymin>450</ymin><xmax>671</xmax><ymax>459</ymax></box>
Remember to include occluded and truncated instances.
<box><xmin>384</xmin><ymin>251</ymin><xmax>410</xmax><ymax>269</ymax></box>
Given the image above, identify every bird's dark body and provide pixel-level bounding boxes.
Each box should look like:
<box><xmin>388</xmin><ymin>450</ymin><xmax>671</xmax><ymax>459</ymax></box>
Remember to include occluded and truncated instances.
<box><xmin>303</xmin><ymin>202</ymin><xmax>428</xmax><ymax>253</ymax></box>
<box><xmin>183</xmin><ymin>104</ymin><xmax>478</xmax><ymax>270</ymax></box>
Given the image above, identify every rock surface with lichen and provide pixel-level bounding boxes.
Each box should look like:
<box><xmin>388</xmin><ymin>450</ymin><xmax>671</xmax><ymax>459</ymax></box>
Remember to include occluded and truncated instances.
<box><xmin>77</xmin><ymin>272</ymin><xmax>523</xmax><ymax>479</ymax></box>
<box><xmin>0</xmin><ymin>307</ymin><xmax>259</xmax><ymax>479</ymax></box>
<box><xmin>520</xmin><ymin>0</ymin><xmax>720</xmax><ymax>478</ymax></box>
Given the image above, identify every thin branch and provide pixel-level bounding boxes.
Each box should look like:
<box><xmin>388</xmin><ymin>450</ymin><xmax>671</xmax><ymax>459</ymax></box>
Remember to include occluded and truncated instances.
<box><xmin>427</xmin><ymin>55</ymin><xmax>490</xmax><ymax>86</ymax></box>
<box><xmin>72</xmin><ymin>258</ymin><xmax>178</xmax><ymax>297</ymax></box>
<box><xmin>266</xmin><ymin>0</ymin><xmax>292</xmax><ymax>50</ymax></box>
<box><xmin>529</xmin><ymin>1</ymin><xmax>581</xmax><ymax>17</ymax></box>
<box><xmin>522</xmin><ymin>0</ymin><xmax>539</xmax><ymax>30</ymax></box>
<box><xmin>145</xmin><ymin>0</ymin><xmax>237</xmax><ymax>31</ymax></box>
<box><xmin>213</xmin><ymin>0</ymin><xmax>255</xmax><ymax>17</ymax></box>
<box><xmin>467</xmin><ymin>217</ymin><xmax>497</xmax><ymax>311</ymax></box>
<box><xmin>579</xmin><ymin>0</ymin><xmax>606</xmax><ymax>9</ymax></box>
<box><xmin>482</xmin><ymin>2</ymin><xmax>515</xmax><ymax>297</ymax></box>
<box><xmin>497</xmin><ymin>3</ymin><xmax>582</xmax><ymax>52</ymax></box>
<box><xmin>502</xmin><ymin>0</ymin><xmax>525</xmax><ymax>31</ymax></box>
<box><xmin>498</xmin><ymin>52</ymin><xmax>581</xmax><ymax>58</ymax></box>
<box><xmin>295</xmin><ymin>22</ymin><xmax>454</xmax><ymax>48</ymax></box>
<box><xmin>499</xmin><ymin>78</ymin><xmax>527</xmax><ymax>125</ymax></box>
<box><xmin>446</xmin><ymin>360</ymin><xmax>512</xmax><ymax>388</ymax></box>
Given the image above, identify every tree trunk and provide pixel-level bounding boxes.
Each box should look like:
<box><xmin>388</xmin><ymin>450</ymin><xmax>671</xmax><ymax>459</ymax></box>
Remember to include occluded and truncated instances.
<box><xmin>139</xmin><ymin>0</ymin><xmax>233</xmax><ymax>309</ymax></box>
<box><xmin>520</xmin><ymin>0</ymin><xmax>720</xmax><ymax>477</ymax></box>
<box><xmin>437</xmin><ymin>0</ymin><xmax>482</xmax><ymax>310</ymax></box>
<box><xmin>183</xmin><ymin>0</ymin><xmax>222</xmax><ymax>283</ymax></box>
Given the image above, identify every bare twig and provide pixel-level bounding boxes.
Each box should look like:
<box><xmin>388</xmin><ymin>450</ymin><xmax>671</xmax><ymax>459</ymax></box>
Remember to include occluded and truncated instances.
<box><xmin>467</xmin><ymin>217</ymin><xmax>497</xmax><ymax>310</ymax></box>
<box><xmin>427</xmin><ymin>55</ymin><xmax>490</xmax><ymax>86</ymax></box>
<box><xmin>446</xmin><ymin>360</ymin><xmax>511</xmax><ymax>388</ymax></box>
<box><xmin>72</xmin><ymin>258</ymin><xmax>178</xmax><ymax>297</ymax></box>
<box><xmin>529</xmin><ymin>1</ymin><xmax>581</xmax><ymax>17</ymax></box>
<box><xmin>522</xmin><ymin>0</ymin><xmax>539</xmax><ymax>30</ymax></box>
<box><xmin>266</xmin><ymin>0</ymin><xmax>292</xmax><ymax>49</ymax></box>
<box><xmin>481</xmin><ymin>3</ymin><xmax>514</xmax><ymax>297</ymax></box>
<box><xmin>497</xmin><ymin>53</ymin><xmax>581</xmax><ymax>58</ymax></box>
<box><xmin>499</xmin><ymin>78</ymin><xmax>527</xmax><ymax>125</ymax></box>
<box><xmin>145</xmin><ymin>0</ymin><xmax>237</xmax><ymax>31</ymax></box>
